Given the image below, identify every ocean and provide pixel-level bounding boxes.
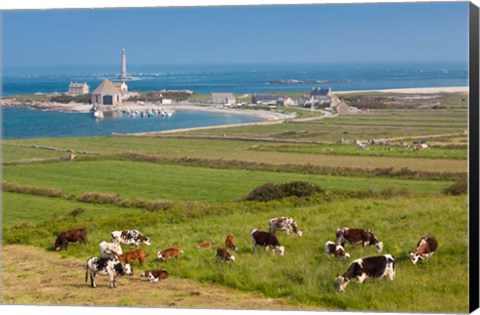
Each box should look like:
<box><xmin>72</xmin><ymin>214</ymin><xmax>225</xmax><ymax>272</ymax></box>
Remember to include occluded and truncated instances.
<box><xmin>1</xmin><ymin>62</ymin><xmax>468</xmax><ymax>139</ymax></box>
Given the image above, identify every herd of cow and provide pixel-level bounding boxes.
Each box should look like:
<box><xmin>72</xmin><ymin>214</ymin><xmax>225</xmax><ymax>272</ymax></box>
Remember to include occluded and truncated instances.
<box><xmin>53</xmin><ymin>216</ymin><xmax>438</xmax><ymax>292</ymax></box>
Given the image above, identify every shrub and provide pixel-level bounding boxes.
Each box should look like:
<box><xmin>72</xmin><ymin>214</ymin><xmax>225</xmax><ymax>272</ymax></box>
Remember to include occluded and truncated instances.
<box><xmin>443</xmin><ymin>176</ymin><xmax>467</xmax><ymax>195</ymax></box>
<box><xmin>76</xmin><ymin>192</ymin><xmax>122</xmax><ymax>205</ymax></box>
<box><xmin>243</xmin><ymin>181</ymin><xmax>324</xmax><ymax>202</ymax></box>
<box><xmin>68</xmin><ymin>207</ymin><xmax>85</xmax><ymax>217</ymax></box>
<box><xmin>2</xmin><ymin>181</ymin><xmax>63</xmax><ymax>198</ymax></box>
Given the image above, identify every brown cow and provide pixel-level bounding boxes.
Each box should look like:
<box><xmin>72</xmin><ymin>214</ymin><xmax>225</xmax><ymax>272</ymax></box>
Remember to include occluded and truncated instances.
<box><xmin>115</xmin><ymin>248</ymin><xmax>149</xmax><ymax>265</ymax></box>
<box><xmin>325</xmin><ymin>241</ymin><xmax>350</xmax><ymax>259</ymax></box>
<box><xmin>55</xmin><ymin>228</ymin><xmax>88</xmax><ymax>251</ymax></box>
<box><xmin>216</xmin><ymin>247</ymin><xmax>235</xmax><ymax>262</ymax></box>
<box><xmin>225</xmin><ymin>234</ymin><xmax>238</xmax><ymax>251</ymax></box>
<box><xmin>409</xmin><ymin>236</ymin><xmax>438</xmax><ymax>264</ymax></box>
<box><xmin>197</xmin><ymin>242</ymin><xmax>216</xmax><ymax>248</ymax></box>
<box><xmin>336</xmin><ymin>227</ymin><xmax>383</xmax><ymax>252</ymax></box>
<box><xmin>141</xmin><ymin>269</ymin><xmax>169</xmax><ymax>282</ymax></box>
<box><xmin>157</xmin><ymin>247</ymin><xmax>183</xmax><ymax>262</ymax></box>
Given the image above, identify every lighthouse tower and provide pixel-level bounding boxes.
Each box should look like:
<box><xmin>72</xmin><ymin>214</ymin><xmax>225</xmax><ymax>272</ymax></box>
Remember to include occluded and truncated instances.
<box><xmin>118</xmin><ymin>48</ymin><xmax>132</xmax><ymax>80</ymax></box>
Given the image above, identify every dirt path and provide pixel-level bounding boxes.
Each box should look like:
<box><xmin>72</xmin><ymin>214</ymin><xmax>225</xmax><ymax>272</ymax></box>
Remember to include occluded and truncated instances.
<box><xmin>1</xmin><ymin>245</ymin><xmax>302</xmax><ymax>310</ymax></box>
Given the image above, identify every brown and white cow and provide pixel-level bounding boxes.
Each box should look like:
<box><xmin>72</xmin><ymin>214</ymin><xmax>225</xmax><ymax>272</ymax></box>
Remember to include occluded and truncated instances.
<box><xmin>197</xmin><ymin>242</ymin><xmax>216</xmax><ymax>248</ymax></box>
<box><xmin>409</xmin><ymin>235</ymin><xmax>438</xmax><ymax>264</ymax></box>
<box><xmin>325</xmin><ymin>241</ymin><xmax>350</xmax><ymax>259</ymax></box>
<box><xmin>336</xmin><ymin>254</ymin><xmax>395</xmax><ymax>293</ymax></box>
<box><xmin>251</xmin><ymin>229</ymin><xmax>285</xmax><ymax>256</ymax></box>
<box><xmin>141</xmin><ymin>269</ymin><xmax>169</xmax><ymax>282</ymax></box>
<box><xmin>216</xmin><ymin>247</ymin><xmax>235</xmax><ymax>262</ymax></box>
<box><xmin>225</xmin><ymin>234</ymin><xmax>238</xmax><ymax>251</ymax></box>
<box><xmin>268</xmin><ymin>217</ymin><xmax>303</xmax><ymax>237</ymax></box>
<box><xmin>111</xmin><ymin>230</ymin><xmax>151</xmax><ymax>247</ymax></box>
<box><xmin>157</xmin><ymin>247</ymin><xmax>184</xmax><ymax>262</ymax></box>
<box><xmin>115</xmin><ymin>248</ymin><xmax>149</xmax><ymax>265</ymax></box>
<box><xmin>336</xmin><ymin>227</ymin><xmax>384</xmax><ymax>252</ymax></box>
<box><xmin>54</xmin><ymin>228</ymin><xmax>89</xmax><ymax>251</ymax></box>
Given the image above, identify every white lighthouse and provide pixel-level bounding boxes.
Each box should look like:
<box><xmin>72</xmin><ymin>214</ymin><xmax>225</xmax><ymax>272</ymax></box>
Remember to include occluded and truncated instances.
<box><xmin>118</xmin><ymin>48</ymin><xmax>132</xmax><ymax>80</ymax></box>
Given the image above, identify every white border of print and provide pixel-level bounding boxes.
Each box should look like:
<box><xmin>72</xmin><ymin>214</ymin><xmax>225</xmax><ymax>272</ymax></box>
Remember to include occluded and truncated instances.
<box><xmin>0</xmin><ymin>2</ymin><xmax>478</xmax><ymax>315</ymax></box>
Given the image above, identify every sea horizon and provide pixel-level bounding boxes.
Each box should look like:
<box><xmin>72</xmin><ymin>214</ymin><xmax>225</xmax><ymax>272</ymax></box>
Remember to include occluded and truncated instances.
<box><xmin>2</xmin><ymin>61</ymin><xmax>468</xmax><ymax>96</ymax></box>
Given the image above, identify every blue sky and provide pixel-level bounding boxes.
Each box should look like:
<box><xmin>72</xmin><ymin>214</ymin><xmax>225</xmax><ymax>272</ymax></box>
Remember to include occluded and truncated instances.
<box><xmin>2</xmin><ymin>2</ymin><xmax>470</xmax><ymax>67</ymax></box>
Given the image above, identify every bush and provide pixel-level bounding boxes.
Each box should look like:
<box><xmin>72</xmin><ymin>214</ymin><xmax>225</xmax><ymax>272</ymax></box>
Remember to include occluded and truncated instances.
<box><xmin>68</xmin><ymin>207</ymin><xmax>85</xmax><ymax>217</ymax></box>
<box><xmin>2</xmin><ymin>181</ymin><xmax>63</xmax><ymax>198</ymax></box>
<box><xmin>243</xmin><ymin>181</ymin><xmax>324</xmax><ymax>202</ymax></box>
<box><xmin>443</xmin><ymin>176</ymin><xmax>467</xmax><ymax>195</ymax></box>
<box><xmin>76</xmin><ymin>192</ymin><xmax>122</xmax><ymax>205</ymax></box>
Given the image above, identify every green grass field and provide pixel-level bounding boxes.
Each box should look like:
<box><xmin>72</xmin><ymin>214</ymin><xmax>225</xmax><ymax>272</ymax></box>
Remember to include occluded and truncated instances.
<box><xmin>2</xmin><ymin>191</ymin><xmax>468</xmax><ymax>312</ymax></box>
<box><xmin>1</xmin><ymin>95</ymin><xmax>470</xmax><ymax>312</ymax></box>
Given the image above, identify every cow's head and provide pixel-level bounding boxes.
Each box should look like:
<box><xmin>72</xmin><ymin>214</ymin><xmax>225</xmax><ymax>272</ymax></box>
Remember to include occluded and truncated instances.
<box><xmin>54</xmin><ymin>237</ymin><xmax>63</xmax><ymax>251</ymax></box>
<box><xmin>123</xmin><ymin>263</ymin><xmax>134</xmax><ymax>276</ymax></box>
<box><xmin>375</xmin><ymin>241</ymin><xmax>384</xmax><ymax>252</ymax></box>
<box><xmin>408</xmin><ymin>253</ymin><xmax>420</xmax><ymax>264</ymax></box>
<box><xmin>335</xmin><ymin>275</ymin><xmax>349</xmax><ymax>293</ymax></box>
<box><xmin>276</xmin><ymin>246</ymin><xmax>285</xmax><ymax>256</ymax></box>
<box><xmin>335</xmin><ymin>245</ymin><xmax>350</xmax><ymax>259</ymax></box>
<box><xmin>142</xmin><ymin>237</ymin><xmax>151</xmax><ymax>246</ymax></box>
<box><xmin>229</xmin><ymin>255</ymin><xmax>235</xmax><ymax>262</ymax></box>
<box><xmin>156</xmin><ymin>251</ymin><xmax>166</xmax><ymax>261</ymax></box>
<box><xmin>296</xmin><ymin>230</ymin><xmax>303</xmax><ymax>237</ymax></box>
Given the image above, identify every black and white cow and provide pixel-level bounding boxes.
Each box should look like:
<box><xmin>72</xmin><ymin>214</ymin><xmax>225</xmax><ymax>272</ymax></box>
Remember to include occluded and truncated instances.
<box><xmin>85</xmin><ymin>257</ymin><xmax>133</xmax><ymax>288</ymax></box>
<box><xmin>251</xmin><ymin>229</ymin><xmax>285</xmax><ymax>256</ymax></box>
<box><xmin>111</xmin><ymin>230</ymin><xmax>151</xmax><ymax>247</ymax></box>
<box><xmin>99</xmin><ymin>240</ymin><xmax>123</xmax><ymax>259</ymax></box>
<box><xmin>336</xmin><ymin>227</ymin><xmax>383</xmax><ymax>252</ymax></box>
<box><xmin>408</xmin><ymin>236</ymin><xmax>438</xmax><ymax>264</ymax></box>
<box><xmin>325</xmin><ymin>241</ymin><xmax>350</xmax><ymax>259</ymax></box>
<box><xmin>335</xmin><ymin>254</ymin><xmax>395</xmax><ymax>293</ymax></box>
<box><xmin>268</xmin><ymin>217</ymin><xmax>303</xmax><ymax>237</ymax></box>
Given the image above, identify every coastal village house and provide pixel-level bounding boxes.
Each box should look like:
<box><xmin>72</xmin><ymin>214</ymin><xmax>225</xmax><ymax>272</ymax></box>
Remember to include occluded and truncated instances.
<box><xmin>91</xmin><ymin>80</ymin><xmax>123</xmax><ymax>106</ymax></box>
<box><xmin>310</xmin><ymin>87</ymin><xmax>332</xmax><ymax>105</ymax></box>
<box><xmin>211</xmin><ymin>92</ymin><xmax>236</xmax><ymax>105</ymax></box>
<box><xmin>68</xmin><ymin>82</ymin><xmax>89</xmax><ymax>95</ymax></box>
<box><xmin>112</xmin><ymin>81</ymin><xmax>128</xmax><ymax>94</ymax></box>
<box><xmin>252</xmin><ymin>93</ymin><xmax>285</xmax><ymax>106</ymax></box>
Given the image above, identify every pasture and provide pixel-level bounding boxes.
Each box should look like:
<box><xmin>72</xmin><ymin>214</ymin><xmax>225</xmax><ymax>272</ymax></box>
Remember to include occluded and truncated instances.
<box><xmin>1</xmin><ymin>93</ymin><xmax>470</xmax><ymax>312</ymax></box>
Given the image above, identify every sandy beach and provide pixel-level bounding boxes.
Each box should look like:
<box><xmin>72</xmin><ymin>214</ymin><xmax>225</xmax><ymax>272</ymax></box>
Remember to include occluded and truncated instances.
<box><xmin>0</xmin><ymin>100</ymin><xmax>294</xmax><ymax>121</ymax></box>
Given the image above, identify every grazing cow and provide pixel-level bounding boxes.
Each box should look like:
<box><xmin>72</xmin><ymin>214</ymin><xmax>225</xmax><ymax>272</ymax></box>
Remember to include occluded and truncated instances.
<box><xmin>197</xmin><ymin>242</ymin><xmax>216</xmax><ymax>248</ymax></box>
<box><xmin>225</xmin><ymin>234</ymin><xmax>238</xmax><ymax>251</ymax></box>
<box><xmin>99</xmin><ymin>241</ymin><xmax>123</xmax><ymax>259</ymax></box>
<box><xmin>85</xmin><ymin>257</ymin><xmax>133</xmax><ymax>288</ymax></box>
<box><xmin>336</xmin><ymin>254</ymin><xmax>395</xmax><ymax>293</ymax></box>
<box><xmin>325</xmin><ymin>241</ymin><xmax>350</xmax><ymax>259</ymax></box>
<box><xmin>157</xmin><ymin>247</ymin><xmax>184</xmax><ymax>262</ymax></box>
<box><xmin>409</xmin><ymin>236</ymin><xmax>438</xmax><ymax>264</ymax></box>
<box><xmin>115</xmin><ymin>248</ymin><xmax>149</xmax><ymax>265</ymax></box>
<box><xmin>268</xmin><ymin>217</ymin><xmax>303</xmax><ymax>237</ymax></box>
<box><xmin>54</xmin><ymin>228</ymin><xmax>88</xmax><ymax>251</ymax></box>
<box><xmin>355</xmin><ymin>139</ymin><xmax>368</xmax><ymax>149</ymax></box>
<box><xmin>216</xmin><ymin>247</ymin><xmax>235</xmax><ymax>262</ymax></box>
<box><xmin>251</xmin><ymin>229</ymin><xmax>285</xmax><ymax>256</ymax></box>
<box><xmin>413</xmin><ymin>143</ymin><xmax>429</xmax><ymax>152</ymax></box>
<box><xmin>336</xmin><ymin>228</ymin><xmax>384</xmax><ymax>252</ymax></box>
<box><xmin>141</xmin><ymin>269</ymin><xmax>169</xmax><ymax>282</ymax></box>
<box><xmin>111</xmin><ymin>230</ymin><xmax>151</xmax><ymax>247</ymax></box>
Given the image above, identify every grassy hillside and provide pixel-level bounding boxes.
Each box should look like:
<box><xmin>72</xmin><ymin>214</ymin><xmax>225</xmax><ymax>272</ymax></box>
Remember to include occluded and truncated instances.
<box><xmin>2</xmin><ymin>191</ymin><xmax>468</xmax><ymax>312</ymax></box>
